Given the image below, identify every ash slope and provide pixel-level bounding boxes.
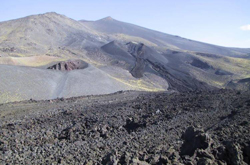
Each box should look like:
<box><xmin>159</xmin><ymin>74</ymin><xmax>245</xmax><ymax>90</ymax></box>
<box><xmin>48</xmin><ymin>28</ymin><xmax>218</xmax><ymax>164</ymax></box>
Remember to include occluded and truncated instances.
<box><xmin>0</xmin><ymin>12</ymin><xmax>250</xmax><ymax>103</ymax></box>
<box><xmin>0</xmin><ymin>90</ymin><xmax>249</xmax><ymax>164</ymax></box>
<box><xmin>0</xmin><ymin>64</ymin><xmax>144</xmax><ymax>103</ymax></box>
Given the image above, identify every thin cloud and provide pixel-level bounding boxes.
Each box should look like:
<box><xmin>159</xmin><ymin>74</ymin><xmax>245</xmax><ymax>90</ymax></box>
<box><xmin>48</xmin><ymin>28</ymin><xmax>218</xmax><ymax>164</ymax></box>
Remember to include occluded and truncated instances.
<box><xmin>240</xmin><ymin>25</ymin><xmax>250</xmax><ymax>31</ymax></box>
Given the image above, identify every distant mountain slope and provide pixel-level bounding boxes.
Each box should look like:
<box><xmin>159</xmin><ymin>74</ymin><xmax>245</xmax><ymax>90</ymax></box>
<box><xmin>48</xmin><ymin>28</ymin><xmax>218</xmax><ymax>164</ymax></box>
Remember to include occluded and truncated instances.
<box><xmin>80</xmin><ymin>17</ymin><xmax>250</xmax><ymax>57</ymax></box>
<box><xmin>0</xmin><ymin>12</ymin><xmax>106</xmax><ymax>57</ymax></box>
<box><xmin>0</xmin><ymin>12</ymin><xmax>249</xmax><ymax>103</ymax></box>
<box><xmin>1</xmin><ymin>12</ymin><xmax>249</xmax><ymax>59</ymax></box>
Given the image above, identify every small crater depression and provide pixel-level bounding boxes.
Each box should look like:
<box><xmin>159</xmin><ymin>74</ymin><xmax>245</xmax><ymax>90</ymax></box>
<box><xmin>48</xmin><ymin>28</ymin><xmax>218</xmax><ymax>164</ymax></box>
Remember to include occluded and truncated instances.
<box><xmin>47</xmin><ymin>59</ymin><xmax>88</xmax><ymax>71</ymax></box>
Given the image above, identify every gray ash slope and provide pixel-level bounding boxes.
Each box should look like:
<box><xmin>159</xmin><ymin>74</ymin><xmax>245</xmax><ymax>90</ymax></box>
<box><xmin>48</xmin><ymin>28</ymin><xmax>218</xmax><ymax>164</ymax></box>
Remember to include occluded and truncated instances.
<box><xmin>0</xmin><ymin>12</ymin><xmax>250</xmax><ymax>103</ymax></box>
<box><xmin>0</xmin><ymin>90</ymin><xmax>250</xmax><ymax>164</ymax></box>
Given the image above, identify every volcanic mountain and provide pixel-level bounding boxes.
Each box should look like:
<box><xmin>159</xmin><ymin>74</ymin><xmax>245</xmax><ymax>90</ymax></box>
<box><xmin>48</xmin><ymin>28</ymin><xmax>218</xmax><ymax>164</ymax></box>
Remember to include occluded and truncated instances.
<box><xmin>0</xmin><ymin>12</ymin><xmax>250</xmax><ymax>103</ymax></box>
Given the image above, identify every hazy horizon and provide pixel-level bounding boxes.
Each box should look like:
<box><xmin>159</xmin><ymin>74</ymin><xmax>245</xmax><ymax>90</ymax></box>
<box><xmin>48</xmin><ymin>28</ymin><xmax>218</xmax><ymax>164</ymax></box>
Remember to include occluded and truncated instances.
<box><xmin>1</xmin><ymin>0</ymin><xmax>250</xmax><ymax>48</ymax></box>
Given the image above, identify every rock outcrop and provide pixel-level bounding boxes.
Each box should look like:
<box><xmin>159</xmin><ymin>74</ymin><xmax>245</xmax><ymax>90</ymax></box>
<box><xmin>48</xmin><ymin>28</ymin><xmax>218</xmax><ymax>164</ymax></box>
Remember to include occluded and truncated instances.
<box><xmin>180</xmin><ymin>127</ymin><xmax>211</xmax><ymax>156</ymax></box>
<box><xmin>47</xmin><ymin>59</ymin><xmax>88</xmax><ymax>71</ymax></box>
<box><xmin>179</xmin><ymin>127</ymin><xmax>249</xmax><ymax>165</ymax></box>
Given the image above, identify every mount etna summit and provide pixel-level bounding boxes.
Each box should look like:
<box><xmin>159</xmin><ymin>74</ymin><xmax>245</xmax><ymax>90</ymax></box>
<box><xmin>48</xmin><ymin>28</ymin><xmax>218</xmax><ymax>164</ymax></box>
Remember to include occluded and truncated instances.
<box><xmin>0</xmin><ymin>12</ymin><xmax>250</xmax><ymax>164</ymax></box>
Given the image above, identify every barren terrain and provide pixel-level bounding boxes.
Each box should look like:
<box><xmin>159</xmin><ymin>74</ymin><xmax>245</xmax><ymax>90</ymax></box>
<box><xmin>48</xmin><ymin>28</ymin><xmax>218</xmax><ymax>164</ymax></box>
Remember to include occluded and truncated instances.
<box><xmin>0</xmin><ymin>12</ymin><xmax>250</xmax><ymax>165</ymax></box>
<box><xmin>1</xmin><ymin>12</ymin><xmax>250</xmax><ymax>103</ymax></box>
<box><xmin>1</xmin><ymin>90</ymin><xmax>249</xmax><ymax>164</ymax></box>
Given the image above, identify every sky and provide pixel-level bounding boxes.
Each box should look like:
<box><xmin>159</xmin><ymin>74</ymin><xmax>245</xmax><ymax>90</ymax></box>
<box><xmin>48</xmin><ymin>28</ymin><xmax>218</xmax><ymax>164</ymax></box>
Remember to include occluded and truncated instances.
<box><xmin>0</xmin><ymin>0</ymin><xmax>250</xmax><ymax>48</ymax></box>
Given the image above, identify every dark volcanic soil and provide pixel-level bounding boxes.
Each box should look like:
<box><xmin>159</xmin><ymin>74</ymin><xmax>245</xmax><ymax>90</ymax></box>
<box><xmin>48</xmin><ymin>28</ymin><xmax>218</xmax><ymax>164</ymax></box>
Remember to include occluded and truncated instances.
<box><xmin>0</xmin><ymin>90</ymin><xmax>250</xmax><ymax>164</ymax></box>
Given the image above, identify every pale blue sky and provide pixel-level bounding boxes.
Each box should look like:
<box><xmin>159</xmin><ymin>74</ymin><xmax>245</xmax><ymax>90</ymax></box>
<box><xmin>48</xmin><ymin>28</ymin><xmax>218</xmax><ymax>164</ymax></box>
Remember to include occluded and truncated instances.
<box><xmin>1</xmin><ymin>0</ymin><xmax>249</xmax><ymax>48</ymax></box>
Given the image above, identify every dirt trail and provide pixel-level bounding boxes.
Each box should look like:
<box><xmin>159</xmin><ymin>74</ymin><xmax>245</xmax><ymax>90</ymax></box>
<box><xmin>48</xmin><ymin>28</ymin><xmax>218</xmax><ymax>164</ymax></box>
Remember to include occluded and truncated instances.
<box><xmin>52</xmin><ymin>72</ymin><xmax>69</xmax><ymax>98</ymax></box>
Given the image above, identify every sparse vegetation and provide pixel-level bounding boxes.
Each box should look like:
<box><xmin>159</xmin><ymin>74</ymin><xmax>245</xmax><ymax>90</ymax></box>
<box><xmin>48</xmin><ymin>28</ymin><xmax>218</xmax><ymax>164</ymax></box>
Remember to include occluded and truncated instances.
<box><xmin>0</xmin><ymin>11</ymin><xmax>250</xmax><ymax>165</ymax></box>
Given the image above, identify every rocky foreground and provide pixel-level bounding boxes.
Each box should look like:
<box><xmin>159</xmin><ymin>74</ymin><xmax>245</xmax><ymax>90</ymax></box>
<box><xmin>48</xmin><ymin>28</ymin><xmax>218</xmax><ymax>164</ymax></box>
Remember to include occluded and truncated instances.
<box><xmin>0</xmin><ymin>90</ymin><xmax>249</xmax><ymax>164</ymax></box>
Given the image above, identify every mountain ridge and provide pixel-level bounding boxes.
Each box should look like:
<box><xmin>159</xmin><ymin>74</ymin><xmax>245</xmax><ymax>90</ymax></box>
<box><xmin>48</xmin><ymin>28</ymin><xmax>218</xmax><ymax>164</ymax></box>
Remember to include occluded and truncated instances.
<box><xmin>1</xmin><ymin>12</ymin><xmax>250</xmax><ymax>52</ymax></box>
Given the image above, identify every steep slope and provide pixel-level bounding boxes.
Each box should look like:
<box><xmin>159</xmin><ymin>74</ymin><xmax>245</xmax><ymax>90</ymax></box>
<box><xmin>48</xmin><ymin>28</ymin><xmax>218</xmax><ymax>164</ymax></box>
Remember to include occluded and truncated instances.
<box><xmin>101</xmin><ymin>40</ymin><xmax>134</xmax><ymax>66</ymax></box>
<box><xmin>0</xmin><ymin>12</ymin><xmax>105</xmax><ymax>58</ymax></box>
<box><xmin>100</xmin><ymin>41</ymin><xmax>213</xmax><ymax>91</ymax></box>
<box><xmin>128</xmin><ymin>42</ymin><xmax>213</xmax><ymax>91</ymax></box>
<box><xmin>100</xmin><ymin>40</ymin><xmax>250</xmax><ymax>90</ymax></box>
